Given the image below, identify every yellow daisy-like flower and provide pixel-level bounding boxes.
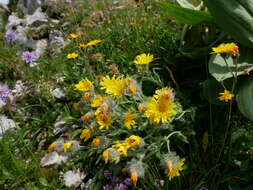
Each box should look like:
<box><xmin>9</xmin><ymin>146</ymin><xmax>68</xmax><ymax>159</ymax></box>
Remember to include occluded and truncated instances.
<box><xmin>68</xmin><ymin>33</ymin><xmax>78</xmax><ymax>39</ymax></box>
<box><xmin>80</xmin><ymin>129</ymin><xmax>91</xmax><ymax>141</ymax></box>
<box><xmin>112</xmin><ymin>141</ymin><xmax>129</xmax><ymax>156</ymax></box>
<box><xmin>63</xmin><ymin>141</ymin><xmax>75</xmax><ymax>152</ymax></box>
<box><xmin>91</xmin><ymin>138</ymin><xmax>101</xmax><ymax>147</ymax></box>
<box><xmin>166</xmin><ymin>158</ymin><xmax>185</xmax><ymax>181</ymax></box>
<box><xmin>211</xmin><ymin>43</ymin><xmax>239</xmax><ymax>56</ymax></box>
<box><xmin>81</xmin><ymin>112</ymin><xmax>93</xmax><ymax>124</ymax></box>
<box><xmin>79</xmin><ymin>39</ymin><xmax>102</xmax><ymax>48</ymax></box>
<box><xmin>123</xmin><ymin>110</ymin><xmax>137</xmax><ymax>130</ymax></box>
<box><xmin>102</xmin><ymin>148</ymin><xmax>120</xmax><ymax>164</ymax></box>
<box><xmin>67</xmin><ymin>52</ymin><xmax>79</xmax><ymax>59</ymax></box>
<box><xmin>74</xmin><ymin>78</ymin><xmax>93</xmax><ymax>92</ymax></box>
<box><xmin>95</xmin><ymin>111</ymin><xmax>113</xmax><ymax>130</ymax></box>
<box><xmin>48</xmin><ymin>143</ymin><xmax>56</xmax><ymax>152</ymax></box>
<box><xmin>128</xmin><ymin>84</ymin><xmax>137</xmax><ymax>95</ymax></box>
<box><xmin>145</xmin><ymin>87</ymin><xmax>178</xmax><ymax>124</ymax></box>
<box><xmin>218</xmin><ymin>90</ymin><xmax>234</xmax><ymax>102</ymax></box>
<box><xmin>137</xmin><ymin>103</ymin><xmax>145</xmax><ymax>112</ymax></box>
<box><xmin>131</xmin><ymin>171</ymin><xmax>138</xmax><ymax>186</ymax></box>
<box><xmin>91</xmin><ymin>95</ymin><xmax>103</xmax><ymax>107</ymax></box>
<box><xmin>100</xmin><ymin>75</ymin><xmax>126</xmax><ymax>97</ymax></box>
<box><xmin>134</xmin><ymin>53</ymin><xmax>154</xmax><ymax>65</ymax></box>
<box><xmin>125</xmin><ymin>135</ymin><xmax>141</xmax><ymax>148</ymax></box>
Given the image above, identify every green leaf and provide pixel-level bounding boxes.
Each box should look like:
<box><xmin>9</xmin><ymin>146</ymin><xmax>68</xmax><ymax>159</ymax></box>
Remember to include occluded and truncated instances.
<box><xmin>208</xmin><ymin>47</ymin><xmax>253</xmax><ymax>82</ymax></box>
<box><xmin>236</xmin><ymin>76</ymin><xmax>253</xmax><ymax>121</ymax></box>
<box><xmin>156</xmin><ymin>2</ymin><xmax>213</xmax><ymax>25</ymax></box>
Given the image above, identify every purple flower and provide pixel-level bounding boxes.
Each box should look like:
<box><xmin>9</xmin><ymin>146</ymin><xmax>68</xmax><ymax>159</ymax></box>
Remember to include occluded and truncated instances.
<box><xmin>104</xmin><ymin>170</ymin><xmax>112</xmax><ymax>179</ymax></box>
<box><xmin>5</xmin><ymin>31</ymin><xmax>15</xmax><ymax>41</ymax></box>
<box><xmin>118</xmin><ymin>183</ymin><xmax>127</xmax><ymax>190</ymax></box>
<box><xmin>124</xmin><ymin>178</ymin><xmax>132</xmax><ymax>186</ymax></box>
<box><xmin>199</xmin><ymin>187</ymin><xmax>208</xmax><ymax>190</ymax></box>
<box><xmin>103</xmin><ymin>184</ymin><xmax>112</xmax><ymax>190</ymax></box>
<box><xmin>0</xmin><ymin>84</ymin><xmax>10</xmax><ymax>102</ymax></box>
<box><xmin>21</xmin><ymin>51</ymin><xmax>38</xmax><ymax>63</ymax></box>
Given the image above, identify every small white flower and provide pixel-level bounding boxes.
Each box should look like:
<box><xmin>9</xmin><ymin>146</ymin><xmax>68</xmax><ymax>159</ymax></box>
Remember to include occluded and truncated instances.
<box><xmin>63</xmin><ymin>169</ymin><xmax>86</xmax><ymax>188</ymax></box>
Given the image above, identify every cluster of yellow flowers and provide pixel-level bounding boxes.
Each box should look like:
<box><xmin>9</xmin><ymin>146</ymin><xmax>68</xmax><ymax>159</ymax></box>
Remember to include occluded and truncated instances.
<box><xmin>67</xmin><ymin>33</ymin><xmax>102</xmax><ymax>60</ymax></box>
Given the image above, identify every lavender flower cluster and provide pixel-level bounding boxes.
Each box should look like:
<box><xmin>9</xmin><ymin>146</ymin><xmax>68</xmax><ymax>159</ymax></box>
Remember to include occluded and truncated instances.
<box><xmin>103</xmin><ymin>170</ymin><xmax>131</xmax><ymax>190</ymax></box>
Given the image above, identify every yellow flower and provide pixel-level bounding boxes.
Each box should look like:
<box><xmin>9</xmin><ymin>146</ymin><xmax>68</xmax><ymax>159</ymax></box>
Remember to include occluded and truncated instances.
<box><xmin>63</xmin><ymin>141</ymin><xmax>75</xmax><ymax>152</ymax></box>
<box><xmin>68</xmin><ymin>33</ymin><xmax>78</xmax><ymax>39</ymax></box>
<box><xmin>74</xmin><ymin>78</ymin><xmax>93</xmax><ymax>92</ymax></box>
<box><xmin>100</xmin><ymin>75</ymin><xmax>126</xmax><ymax>97</ymax></box>
<box><xmin>91</xmin><ymin>138</ymin><xmax>101</xmax><ymax>147</ymax></box>
<box><xmin>211</xmin><ymin>43</ymin><xmax>239</xmax><ymax>56</ymax></box>
<box><xmin>218</xmin><ymin>90</ymin><xmax>234</xmax><ymax>102</ymax></box>
<box><xmin>79</xmin><ymin>39</ymin><xmax>102</xmax><ymax>48</ymax></box>
<box><xmin>80</xmin><ymin>129</ymin><xmax>91</xmax><ymax>141</ymax></box>
<box><xmin>102</xmin><ymin>148</ymin><xmax>120</xmax><ymax>163</ymax></box>
<box><xmin>95</xmin><ymin>111</ymin><xmax>113</xmax><ymax>130</ymax></box>
<box><xmin>137</xmin><ymin>103</ymin><xmax>145</xmax><ymax>112</ymax></box>
<box><xmin>81</xmin><ymin>112</ymin><xmax>93</xmax><ymax>124</ymax></box>
<box><xmin>145</xmin><ymin>87</ymin><xmax>178</xmax><ymax>124</ymax></box>
<box><xmin>125</xmin><ymin>135</ymin><xmax>141</xmax><ymax>148</ymax></box>
<box><xmin>67</xmin><ymin>52</ymin><xmax>79</xmax><ymax>59</ymax></box>
<box><xmin>91</xmin><ymin>95</ymin><xmax>103</xmax><ymax>107</ymax></box>
<box><xmin>48</xmin><ymin>143</ymin><xmax>56</xmax><ymax>152</ymax></box>
<box><xmin>83</xmin><ymin>92</ymin><xmax>92</xmax><ymax>102</ymax></box>
<box><xmin>166</xmin><ymin>159</ymin><xmax>185</xmax><ymax>181</ymax></box>
<box><xmin>112</xmin><ymin>141</ymin><xmax>129</xmax><ymax>156</ymax></box>
<box><xmin>128</xmin><ymin>84</ymin><xmax>137</xmax><ymax>95</ymax></box>
<box><xmin>134</xmin><ymin>53</ymin><xmax>154</xmax><ymax>65</ymax></box>
<box><xmin>131</xmin><ymin>171</ymin><xmax>138</xmax><ymax>186</ymax></box>
<box><xmin>123</xmin><ymin>110</ymin><xmax>137</xmax><ymax>130</ymax></box>
<box><xmin>103</xmin><ymin>149</ymin><xmax>110</xmax><ymax>163</ymax></box>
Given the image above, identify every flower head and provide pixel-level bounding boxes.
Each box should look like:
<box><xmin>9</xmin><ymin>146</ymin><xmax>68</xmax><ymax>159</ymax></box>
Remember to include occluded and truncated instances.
<box><xmin>67</xmin><ymin>53</ymin><xmax>79</xmax><ymax>59</ymax></box>
<box><xmin>91</xmin><ymin>95</ymin><xmax>103</xmax><ymax>107</ymax></box>
<box><xmin>145</xmin><ymin>87</ymin><xmax>178</xmax><ymax>124</ymax></box>
<box><xmin>79</xmin><ymin>39</ymin><xmax>102</xmax><ymax>48</ymax></box>
<box><xmin>100</xmin><ymin>75</ymin><xmax>126</xmax><ymax>97</ymax></box>
<box><xmin>82</xmin><ymin>92</ymin><xmax>92</xmax><ymax>102</ymax></box>
<box><xmin>102</xmin><ymin>148</ymin><xmax>120</xmax><ymax>164</ymax></box>
<box><xmin>5</xmin><ymin>31</ymin><xmax>15</xmax><ymax>41</ymax></box>
<box><xmin>48</xmin><ymin>143</ymin><xmax>57</xmax><ymax>152</ymax></box>
<box><xmin>211</xmin><ymin>43</ymin><xmax>239</xmax><ymax>56</ymax></box>
<box><xmin>218</xmin><ymin>90</ymin><xmax>234</xmax><ymax>102</ymax></box>
<box><xmin>21</xmin><ymin>51</ymin><xmax>38</xmax><ymax>63</ymax></box>
<box><xmin>118</xmin><ymin>183</ymin><xmax>128</xmax><ymax>190</ymax></box>
<box><xmin>134</xmin><ymin>53</ymin><xmax>154</xmax><ymax>65</ymax></box>
<box><xmin>112</xmin><ymin>141</ymin><xmax>129</xmax><ymax>156</ymax></box>
<box><xmin>63</xmin><ymin>141</ymin><xmax>76</xmax><ymax>152</ymax></box>
<box><xmin>69</xmin><ymin>33</ymin><xmax>78</xmax><ymax>39</ymax></box>
<box><xmin>125</xmin><ymin>135</ymin><xmax>142</xmax><ymax>148</ymax></box>
<box><xmin>74</xmin><ymin>78</ymin><xmax>93</xmax><ymax>92</ymax></box>
<box><xmin>96</xmin><ymin>110</ymin><xmax>113</xmax><ymax>130</ymax></box>
<box><xmin>128</xmin><ymin>159</ymin><xmax>145</xmax><ymax>186</ymax></box>
<box><xmin>162</xmin><ymin>152</ymin><xmax>185</xmax><ymax>181</ymax></box>
<box><xmin>80</xmin><ymin>129</ymin><xmax>91</xmax><ymax>141</ymax></box>
<box><xmin>91</xmin><ymin>137</ymin><xmax>101</xmax><ymax>147</ymax></box>
<box><xmin>0</xmin><ymin>84</ymin><xmax>10</xmax><ymax>102</ymax></box>
<box><xmin>123</xmin><ymin>110</ymin><xmax>137</xmax><ymax>130</ymax></box>
<box><xmin>81</xmin><ymin>112</ymin><xmax>93</xmax><ymax>124</ymax></box>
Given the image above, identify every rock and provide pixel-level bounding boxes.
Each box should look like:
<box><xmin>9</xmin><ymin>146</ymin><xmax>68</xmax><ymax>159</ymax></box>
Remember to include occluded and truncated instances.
<box><xmin>52</xmin><ymin>88</ymin><xmax>66</xmax><ymax>99</ymax></box>
<box><xmin>49</xmin><ymin>30</ymin><xmax>68</xmax><ymax>55</ymax></box>
<box><xmin>17</xmin><ymin>0</ymin><xmax>45</xmax><ymax>15</ymax></box>
<box><xmin>53</xmin><ymin>120</ymin><xmax>67</xmax><ymax>135</ymax></box>
<box><xmin>35</xmin><ymin>39</ymin><xmax>48</xmax><ymax>57</ymax></box>
<box><xmin>5</xmin><ymin>13</ymin><xmax>23</xmax><ymax>31</ymax></box>
<box><xmin>0</xmin><ymin>115</ymin><xmax>18</xmax><ymax>138</ymax></box>
<box><xmin>40</xmin><ymin>151</ymin><xmax>68</xmax><ymax>167</ymax></box>
<box><xmin>25</xmin><ymin>8</ymin><xmax>48</xmax><ymax>27</ymax></box>
<box><xmin>63</xmin><ymin>169</ymin><xmax>86</xmax><ymax>188</ymax></box>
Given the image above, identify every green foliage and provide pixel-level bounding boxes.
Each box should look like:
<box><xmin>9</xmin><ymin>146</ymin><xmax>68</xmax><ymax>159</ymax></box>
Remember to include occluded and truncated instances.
<box><xmin>156</xmin><ymin>1</ymin><xmax>213</xmax><ymax>25</ymax></box>
<box><xmin>204</xmin><ymin>0</ymin><xmax>253</xmax><ymax>47</ymax></box>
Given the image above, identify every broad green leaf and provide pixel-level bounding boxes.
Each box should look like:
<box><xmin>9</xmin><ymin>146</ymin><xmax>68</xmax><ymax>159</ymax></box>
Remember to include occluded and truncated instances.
<box><xmin>208</xmin><ymin>47</ymin><xmax>253</xmax><ymax>82</ymax></box>
<box><xmin>236</xmin><ymin>76</ymin><xmax>253</xmax><ymax>121</ymax></box>
<box><xmin>156</xmin><ymin>2</ymin><xmax>213</xmax><ymax>25</ymax></box>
